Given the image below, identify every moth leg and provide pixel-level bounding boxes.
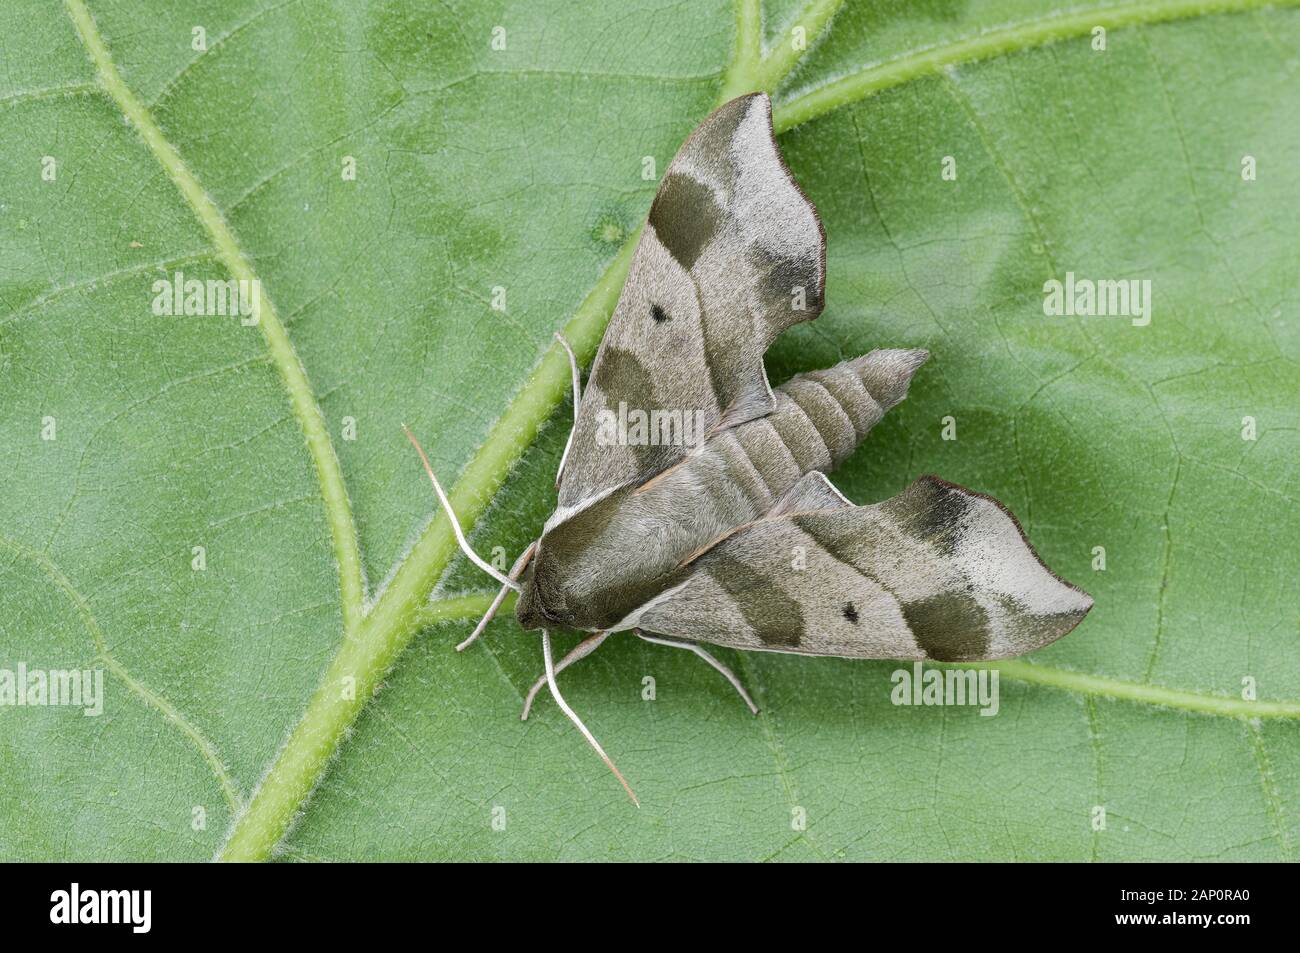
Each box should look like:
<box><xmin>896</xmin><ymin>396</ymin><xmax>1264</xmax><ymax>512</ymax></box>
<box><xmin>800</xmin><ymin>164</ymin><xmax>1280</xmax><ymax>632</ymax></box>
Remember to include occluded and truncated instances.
<box><xmin>457</xmin><ymin>540</ymin><xmax>537</xmax><ymax>652</ymax></box>
<box><xmin>553</xmin><ymin>332</ymin><xmax>582</xmax><ymax>488</ymax></box>
<box><xmin>521</xmin><ymin>629</ymin><xmax>610</xmax><ymax>720</ymax></box>
<box><xmin>637</xmin><ymin>633</ymin><xmax>759</xmax><ymax>716</ymax></box>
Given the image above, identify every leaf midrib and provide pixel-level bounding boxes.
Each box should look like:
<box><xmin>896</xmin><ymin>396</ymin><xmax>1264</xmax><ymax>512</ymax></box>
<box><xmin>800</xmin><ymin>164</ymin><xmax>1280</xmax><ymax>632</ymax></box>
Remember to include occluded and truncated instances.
<box><xmin>59</xmin><ymin>0</ymin><xmax>1300</xmax><ymax>863</ymax></box>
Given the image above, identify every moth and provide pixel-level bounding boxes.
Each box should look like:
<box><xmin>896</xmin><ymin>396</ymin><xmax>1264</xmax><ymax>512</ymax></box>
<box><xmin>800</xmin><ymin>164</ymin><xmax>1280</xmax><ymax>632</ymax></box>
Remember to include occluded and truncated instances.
<box><xmin>407</xmin><ymin>92</ymin><xmax>1092</xmax><ymax>804</ymax></box>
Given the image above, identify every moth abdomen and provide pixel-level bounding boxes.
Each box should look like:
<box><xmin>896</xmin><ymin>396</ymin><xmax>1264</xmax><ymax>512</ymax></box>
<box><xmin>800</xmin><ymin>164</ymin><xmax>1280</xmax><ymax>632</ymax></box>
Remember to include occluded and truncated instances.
<box><xmin>852</xmin><ymin>348</ymin><xmax>930</xmax><ymax>412</ymax></box>
<box><xmin>773</xmin><ymin>348</ymin><xmax>929</xmax><ymax>470</ymax></box>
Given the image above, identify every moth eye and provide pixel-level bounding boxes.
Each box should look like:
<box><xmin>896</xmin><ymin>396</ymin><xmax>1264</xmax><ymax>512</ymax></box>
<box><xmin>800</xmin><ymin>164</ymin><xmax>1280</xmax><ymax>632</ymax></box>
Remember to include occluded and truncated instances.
<box><xmin>842</xmin><ymin>603</ymin><xmax>859</xmax><ymax>624</ymax></box>
<box><xmin>650</xmin><ymin>303</ymin><xmax>669</xmax><ymax>323</ymax></box>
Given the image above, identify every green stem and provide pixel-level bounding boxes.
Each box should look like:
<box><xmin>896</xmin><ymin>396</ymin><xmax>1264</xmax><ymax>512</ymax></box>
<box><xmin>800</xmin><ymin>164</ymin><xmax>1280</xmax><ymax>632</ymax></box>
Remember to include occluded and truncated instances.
<box><xmin>749</xmin><ymin>0</ymin><xmax>847</xmax><ymax>96</ymax></box>
<box><xmin>219</xmin><ymin>238</ymin><xmax>639</xmax><ymax>860</ymax></box>
<box><xmin>719</xmin><ymin>0</ymin><xmax>765</xmax><ymax>100</ymax></box>
<box><xmin>773</xmin><ymin>0</ymin><xmax>1300</xmax><ymax>133</ymax></box>
<box><xmin>412</xmin><ymin>591</ymin><xmax>518</xmax><ymax>629</ymax></box>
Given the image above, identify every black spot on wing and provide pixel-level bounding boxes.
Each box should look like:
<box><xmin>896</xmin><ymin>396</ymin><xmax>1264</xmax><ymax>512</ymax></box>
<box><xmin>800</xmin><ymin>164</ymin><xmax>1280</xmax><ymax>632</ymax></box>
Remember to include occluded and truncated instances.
<box><xmin>650</xmin><ymin>303</ymin><xmax>669</xmax><ymax>323</ymax></box>
<box><xmin>901</xmin><ymin>591</ymin><xmax>991</xmax><ymax>661</ymax></box>
<box><xmin>648</xmin><ymin>173</ymin><xmax>720</xmax><ymax>270</ymax></box>
<box><xmin>707</xmin><ymin>552</ymin><xmax>802</xmax><ymax>647</ymax></box>
<box><xmin>842</xmin><ymin>602</ymin><xmax>859</xmax><ymax>624</ymax></box>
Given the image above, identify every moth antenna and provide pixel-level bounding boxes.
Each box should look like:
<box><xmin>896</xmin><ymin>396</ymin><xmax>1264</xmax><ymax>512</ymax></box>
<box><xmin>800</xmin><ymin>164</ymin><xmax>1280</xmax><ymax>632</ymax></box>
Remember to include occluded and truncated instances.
<box><xmin>553</xmin><ymin>332</ymin><xmax>581</xmax><ymax>488</ymax></box>
<box><xmin>457</xmin><ymin>540</ymin><xmax>537</xmax><ymax>652</ymax></box>
<box><xmin>402</xmin><ymin>424</ymin><xmax>521</xmax><ymax>592</ymax></box>
<box><xmin>554</xmin><ymin>332</ymin><xmax>582</xmax><ymax>407</ymax></box>
<box><xmin>541</xmin><ymin>629</ymin><xmax>639</xmax><ymax>807</ymax></box>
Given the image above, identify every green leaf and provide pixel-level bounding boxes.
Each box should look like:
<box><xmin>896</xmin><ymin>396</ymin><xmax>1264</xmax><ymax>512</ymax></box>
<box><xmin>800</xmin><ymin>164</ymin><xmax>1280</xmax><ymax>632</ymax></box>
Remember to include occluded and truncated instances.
<box><xmin>1</xmin><ymin>0</ymin><xmax>1296</xmax><ymax>861</ymax></box>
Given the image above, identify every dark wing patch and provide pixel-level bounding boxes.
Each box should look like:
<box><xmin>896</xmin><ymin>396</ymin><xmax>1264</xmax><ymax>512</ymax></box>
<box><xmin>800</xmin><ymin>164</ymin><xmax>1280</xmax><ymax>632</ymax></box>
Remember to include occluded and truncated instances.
<box><xmin>747</xmin><ymin>243</ymin><xmax>825</xmax><ymax>315</ymax></box>
<box><xmin>709</xmin><ymin>553</ymin><xmax>803</xmax><ymax>647</ymax></box>
<box><xmin>901</xmin><ymin>591</ymin><xmax>991</xmax><ymax>661</ymax></box>
<box><xmin>891</xmin><ymin>476</ymin><xmax>974</xmax><ymax>554</ymax></box>
<box><xmin>649</xmin><ymin>173</ymin><xmax>721</xmax><ymax>270</ymax></box>
<box><xmin>590</xmin><ymin>346</ymin><xmax>675</xmax><ymax>474</ymax></box>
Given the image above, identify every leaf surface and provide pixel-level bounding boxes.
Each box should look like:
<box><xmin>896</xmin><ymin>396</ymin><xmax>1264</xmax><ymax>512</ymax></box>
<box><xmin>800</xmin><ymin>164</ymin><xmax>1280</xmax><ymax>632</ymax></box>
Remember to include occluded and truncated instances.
<box><xmin>1</xmin><ymin>0</ymin><xmax>1296</xmax><ymax>861</ymax></box>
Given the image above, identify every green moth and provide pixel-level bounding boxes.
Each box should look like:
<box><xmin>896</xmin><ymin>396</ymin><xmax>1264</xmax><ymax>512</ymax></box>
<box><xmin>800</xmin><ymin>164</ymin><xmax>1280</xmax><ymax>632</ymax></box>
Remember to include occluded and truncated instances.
<box><xmin>408</xmin><ymin>93</ymin><xmax>1092</xmax><ymax>804</ymax></box>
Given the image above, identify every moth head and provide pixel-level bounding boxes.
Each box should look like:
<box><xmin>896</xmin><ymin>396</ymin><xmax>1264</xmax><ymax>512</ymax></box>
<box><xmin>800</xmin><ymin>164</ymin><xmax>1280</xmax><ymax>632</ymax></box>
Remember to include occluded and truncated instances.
<box><xmin>514</xmin><ymin>550</ymin><xmax>577</xmax><ymax>630</ymax></box>
<box><xmin>516</xmin><ymin>485</ymin><xmax>662</xmax><ymax>632</ymax></box>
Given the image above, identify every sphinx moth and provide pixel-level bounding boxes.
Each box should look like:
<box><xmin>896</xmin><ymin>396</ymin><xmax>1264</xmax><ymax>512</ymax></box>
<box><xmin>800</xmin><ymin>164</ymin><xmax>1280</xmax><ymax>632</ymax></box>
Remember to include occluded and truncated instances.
<box><xmin>408</xmin><ymin>92</ymin><xmax>1091</xmax><ymax>804</ymax></box>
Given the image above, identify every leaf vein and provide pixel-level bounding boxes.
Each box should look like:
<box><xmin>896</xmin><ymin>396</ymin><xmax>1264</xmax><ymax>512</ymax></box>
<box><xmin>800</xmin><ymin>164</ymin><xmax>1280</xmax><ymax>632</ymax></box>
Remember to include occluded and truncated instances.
<box><xmin>63</xmin><ymin>0</ymin><xmax>367</xmax><ymax>634</ymax></box>
<box><xmin>0</xmin><ymin>533</ymin><xmax>242</xmax><ymax>813</ymax></box>
<box><xmin>772</xmin><ymin>0</ymin><xmax>1300</xmax><ymax>132</ymax></box>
